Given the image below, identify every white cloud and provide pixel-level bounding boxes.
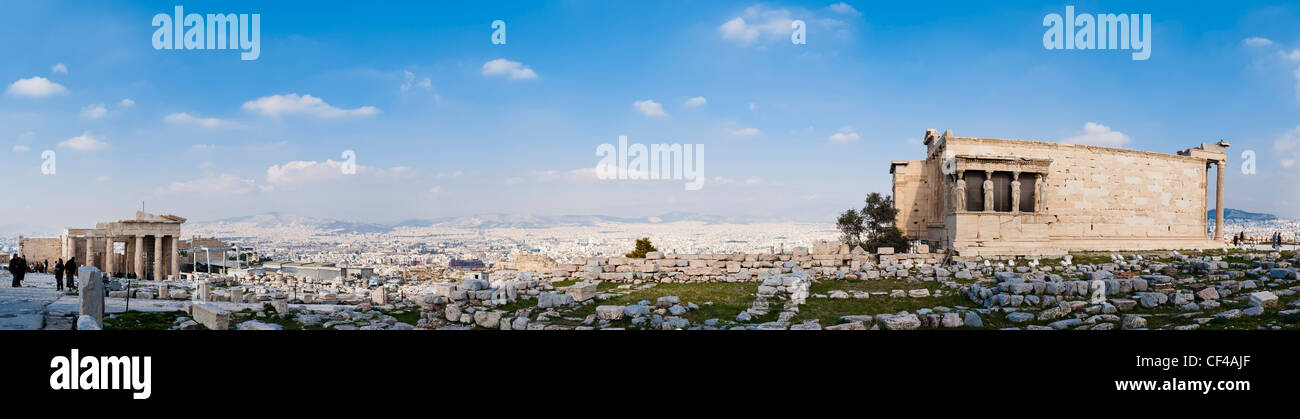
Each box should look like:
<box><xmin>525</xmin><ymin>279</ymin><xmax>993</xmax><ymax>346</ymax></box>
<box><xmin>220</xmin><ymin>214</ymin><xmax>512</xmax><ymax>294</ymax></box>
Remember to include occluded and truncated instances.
<box><xmin>1061</xmin><ymin>122</ymin><xmax>1132</xmax><ymax>147</ymax></box>
<box><xmin>1243</xmin><ymin>37</ymin><xmax>1273</xmax><ymax>47</ymax></box>
<box><xmin>719</xmin><ymin>6</ymin><xmax>797</xmax><ymax>45</ymax></box>
<box><xmin>401</xmin><ymin>70</ymin><xmax>432</xmax><ymax>92</ymax></box>
<box><xmin>504</xmin><ymin>177</ymin><xmax>525</xmax><ymax>185</ymax></box>
<box><xmin>119</xmin><ymin>98</ymin><xmax>135</xmax><ymax>107</ymax></box>
<box><xmin>481</xmin><ymin>58</ymin><xmax>538</xmax><ymax>80</ymax></box>
<box><xmin>5</xmin><ymin>77</ymin><xmax>68</xmax><ymax>97</ymax></box>
<box><xmin>633</xmin><ymin>99</ymin><xmax>668</xmax><ymax>117</ymax></box>
<box><xmin>828</xmin><ymin>128</ymin><xmax>860</xmax><ymax>143</ymax></box>
<box><xmin>732</xmin><ymin>127</ymin><xmax>761</xmax><ymax>136</ymax></box>
<box><xmin>749</xmin><ymin>102</ymin><xmax>757</xmax><ymax>111</ymax></box>
<box><xmin>165</xmin><ymin>112</ymin><xmax>239</xmax><ymax>129</ymax></box>
<box><xmin>57</xmin><ymin>132</ymin><xmax>108</xmax><ymax>151</ymax></box>
<box><xmin>159</xmin><ymin>173</ymin><xmax>257</xmax><ymax>195</ymax></box>
<box><xmin>80</xmin><ymin>104</ymin><xmax>107</xmax><ymax>120</ymax></box>
<box><xmin>11</xmin><ymin>145</ymin><xmax>29</xmax><ymax>152</ymax></box>
<box><xmin>243</xmin><ymin>93</ymin><xmax>380</xmax><ymax>118</ymax></box>
<box><xmin>828</xmin><ymin>2</ymin><xmax>861</xmax><ymax>17</ymax></box>
<box><xmin>684</xmin><ymin>96</ymin><xmax>707</xmax><ymax>107</ymax></box>
<box><xmin>51</xmin><ymin>63</ymin><xmax>68</xmax><ymax>74</ymax></box>
<box><xmin>429</xmin><ymin>186</ymin><xmax>442</xmax><ymax>193</ymax></box>
<box><xmin>266</xmin><ymin>160</ymin><xmax>416</xmax><ymax>185</ymax></box>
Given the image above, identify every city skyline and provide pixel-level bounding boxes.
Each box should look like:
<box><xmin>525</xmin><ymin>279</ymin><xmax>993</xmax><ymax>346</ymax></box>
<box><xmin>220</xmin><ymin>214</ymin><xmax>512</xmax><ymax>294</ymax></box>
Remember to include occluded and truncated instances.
<box><xmin>4</xmin><ymin>1</ymin><xmax>1300</xmax><ymax>232</ymax></box>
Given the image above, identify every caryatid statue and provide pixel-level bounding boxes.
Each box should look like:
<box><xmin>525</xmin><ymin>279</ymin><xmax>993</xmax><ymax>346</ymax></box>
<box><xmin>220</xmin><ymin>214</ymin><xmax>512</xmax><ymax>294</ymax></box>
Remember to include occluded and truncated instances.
<box><xmin>1010</xmin><ymin>172</ymin><xmax>1021</xmax><ymax>213</ymax></box>
<box><xmin>954</xmin><ymin>174</ymin><xmax>967</xmax><ymax>212</ymax></box>
<box><xmin>982</xmin><ymin>171</ymin><xmax>994</xmax><ymax>212</ymax></box>
<box><xmin>1036</xmin><ymin>173</ymin><xmax>1048</xmax><ymax>212</ymax></box>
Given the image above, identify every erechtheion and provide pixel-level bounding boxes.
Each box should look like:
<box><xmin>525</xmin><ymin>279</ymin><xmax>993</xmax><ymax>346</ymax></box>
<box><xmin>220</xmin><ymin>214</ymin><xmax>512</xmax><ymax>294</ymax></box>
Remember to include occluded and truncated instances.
<box><xmin>891</xmin><ymin>129</ymin><xmax>1229</xmax><ymax>257</ymax></box>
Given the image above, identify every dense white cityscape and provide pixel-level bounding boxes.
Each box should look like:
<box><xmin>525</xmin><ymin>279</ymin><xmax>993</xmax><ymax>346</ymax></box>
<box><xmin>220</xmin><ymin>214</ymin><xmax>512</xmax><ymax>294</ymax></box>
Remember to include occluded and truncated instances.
<box><xmin>3</xmin><ymin>211</ymin><xmax>1293</xmax><ymax>274</ymax></box>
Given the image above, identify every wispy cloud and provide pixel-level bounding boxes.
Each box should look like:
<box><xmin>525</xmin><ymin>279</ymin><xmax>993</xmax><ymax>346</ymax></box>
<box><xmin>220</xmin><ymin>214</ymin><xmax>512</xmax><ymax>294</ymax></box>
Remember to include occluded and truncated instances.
<box><xmin>266</xmin><ymin>160</ymin><xmax>417</xmax><ymax>184</ymax></box>
<box><xmin>684</xmin><ymin>96</ymin><xmax>707</xmax><ymax>108</ymax></box>
<box><xmin>400</xmin><ymin>70</ymin><xmax>432</xmax><ymax>92</ymax></box>
<box><xmin>828</xmin><ymin>2</ymin><xmax>861</xmax><ymax>17</ymax></box>
<box><xmin>51</xmin><ymin>63</ymin><xmax>68</xmax><ymax>74</ymax></box>
<box><xmin>633</xmin><ymin>99</ymin><xmax>669</xmax><ymax>117</ymax></box>
<box><xmin>158</xmin><ymin>173</ymin><xmax>258</xmax><ymax>195</ymax></box>
<box><xmin>732</xmin><ymin>127</ymin><xmax>761</xmax><ymax>136</ymax></box>
<box><xmin>80</xmin><ymin>103</ymin><xmax>107</xmax><ymax>120</ymax></box>
<box><xmin>482</xmin><ymin>58</ymin><xmax>538</xmax><ymax>80</ymax></box>
<box><xmin>57</xmin><ymin>132</ymin><xmax>108</xmax><ymax>151</ymax></box>
<box><xmin>243</xmin><ymin>93</ymin><xmax>380</xmax><ymax>118</ymax></box>
<box><xmin>1061</xmin><ymin>122</ymin><xmax>1131</xmax><ymax>147</ymax></box>
<box><xmin>165</xmin><ymin>112</ymin><xmax>240</xmax><ymax>129</ymax></box>
<box><xmin>828</xmin><ymin>127</ymin><xmax>860</xmax><ymax>143</ymax></box>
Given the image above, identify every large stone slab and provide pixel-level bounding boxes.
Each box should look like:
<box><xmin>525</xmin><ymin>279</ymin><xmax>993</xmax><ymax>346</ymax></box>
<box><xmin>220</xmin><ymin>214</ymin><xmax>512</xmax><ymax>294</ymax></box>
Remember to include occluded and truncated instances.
<box><xmin>190</xmin><ymin>303</ymin><xmax>231</xmax><ymax>330</ymax></box>
<box><xmin>564</xmin><ymin>282</ymin><xmax>598</xmax><ymax>301</ymax></box>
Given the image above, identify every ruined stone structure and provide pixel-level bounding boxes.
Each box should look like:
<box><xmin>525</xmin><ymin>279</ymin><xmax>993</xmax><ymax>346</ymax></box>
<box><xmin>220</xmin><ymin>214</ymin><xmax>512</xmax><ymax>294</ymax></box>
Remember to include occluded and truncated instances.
<box><xmin>20</xmin><ymin>212</ymin><xmax>186</xmax><ymax>280</ymax></box>
<box><xmin>891</xmin><ymin>129</ymin><xmax>1229</xmax><ymax>257</ymax></box>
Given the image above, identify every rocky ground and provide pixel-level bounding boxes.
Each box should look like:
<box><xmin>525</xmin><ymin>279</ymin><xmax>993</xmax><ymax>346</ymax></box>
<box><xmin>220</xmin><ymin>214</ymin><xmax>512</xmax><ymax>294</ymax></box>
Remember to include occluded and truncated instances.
<box><xmin>2</xmin><ymin>248</ymin><xmax>1295</xmax><ymax>330</ymax></box>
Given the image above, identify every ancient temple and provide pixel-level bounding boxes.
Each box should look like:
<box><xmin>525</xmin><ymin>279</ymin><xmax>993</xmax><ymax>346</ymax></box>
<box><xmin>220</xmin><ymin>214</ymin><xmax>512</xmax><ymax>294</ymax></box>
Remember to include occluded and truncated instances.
<box><xmin>890</xmin><ymin>129</ymin><xmax>1229</xmax><ymax>257</ymax></box>
<box><xmin>19</xmin><ymin>211</ymin><xmax>186</xmax><ymax>280</ymax></box>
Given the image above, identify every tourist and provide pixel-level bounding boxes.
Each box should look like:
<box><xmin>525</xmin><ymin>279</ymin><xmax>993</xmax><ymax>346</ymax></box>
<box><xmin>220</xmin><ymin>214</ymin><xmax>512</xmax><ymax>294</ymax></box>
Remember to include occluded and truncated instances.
<box><xmin>53</xmin><ymin>259</ymin><xmax>65</xmax><ymax>291</ymax></box>
<box><xmin>64</xmin><ymin>256</ymin><xmax>77</xmax><ymax>290</ymax></box>
<box><xmin>8</xmin><ymin>254</ymin><xmax>25</xmax><ymax>287</ymax></box>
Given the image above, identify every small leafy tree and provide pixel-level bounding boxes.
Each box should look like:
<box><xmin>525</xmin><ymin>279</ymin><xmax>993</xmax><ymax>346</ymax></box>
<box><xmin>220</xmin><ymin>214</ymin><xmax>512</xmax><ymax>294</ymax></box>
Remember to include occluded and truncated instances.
<box><xmin>837</xmin><ymin>192</ymin><xmax>910</xmax><ymax>253</ymax></box>
<box><xmin>836</xmin><ymin>209</ymin><xmax>866</xmax><ymax>248</ymax></box>
<box><xmin>626</xmin><ymin>237</ymin><xmax>658</xmax><ymax>258</ymax></box>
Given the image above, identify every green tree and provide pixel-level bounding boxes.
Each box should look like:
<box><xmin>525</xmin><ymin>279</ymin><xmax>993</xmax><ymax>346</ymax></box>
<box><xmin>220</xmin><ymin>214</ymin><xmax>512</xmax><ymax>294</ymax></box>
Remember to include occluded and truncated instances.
<box><xmin>836</xmin><ymin>209</ymin><xmax>866</xmax><ymax>248</ymax></box>
<box><xmin>626</xmin><ymin>237</ymin><xmax>658</xmax><ymax>258</ymax></box>
<box><xmin>836</xmin><ymin>192</ymin><xmax>910</xmax><ymax>253</ymax></box>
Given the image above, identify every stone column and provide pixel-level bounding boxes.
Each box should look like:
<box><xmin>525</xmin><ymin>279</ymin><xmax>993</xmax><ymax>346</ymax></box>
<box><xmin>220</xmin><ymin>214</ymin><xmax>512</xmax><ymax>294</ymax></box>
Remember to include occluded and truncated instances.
<box><xmin>169</xmin><ymin>236</ymin><xmax>180</xmax><ymax>281</ymax></box>
<box><xmin>1215</xmin><ymin>161</ymin><xmax>1225</xmax><ymax>241</ymax></box>
<box><xmin>104</xmin><ymin>237</ymin><xmax>114</xmax><ymax>277</ymax></box>
<box><xmin>84</xmin><ymin>237</ymin><xmax>95</xmax><ymax>270</ymax></box>
<box><xmin>134</xmin><ymin>235</ymin><xmax>145</xmax><ymax>280</ymax></box>
<box><xmin>154</xmin><ymin>235</ymin><xmax>163</xmax><ymax>281</ymax></box>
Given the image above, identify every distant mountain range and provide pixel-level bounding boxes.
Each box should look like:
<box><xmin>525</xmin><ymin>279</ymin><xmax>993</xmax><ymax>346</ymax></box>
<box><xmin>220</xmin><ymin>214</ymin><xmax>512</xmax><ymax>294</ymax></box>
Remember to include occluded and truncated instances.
<box><xmin>191</xmin><ymin>212</ymin><xmax>805</xmax><ymax>234</ymax></box>
<box><xmin>1208</xmin><ymin>208</ymin><xmax>1278</xmax><ymax>222</ymax></box>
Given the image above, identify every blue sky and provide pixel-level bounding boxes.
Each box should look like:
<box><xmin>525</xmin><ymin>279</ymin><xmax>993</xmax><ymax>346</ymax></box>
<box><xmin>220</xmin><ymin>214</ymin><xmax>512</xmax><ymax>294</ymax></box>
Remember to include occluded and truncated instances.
<box><xmin>3</xmin><ymin>0</ymin><xmax>1299</xmax><ymax>233</ymax></box>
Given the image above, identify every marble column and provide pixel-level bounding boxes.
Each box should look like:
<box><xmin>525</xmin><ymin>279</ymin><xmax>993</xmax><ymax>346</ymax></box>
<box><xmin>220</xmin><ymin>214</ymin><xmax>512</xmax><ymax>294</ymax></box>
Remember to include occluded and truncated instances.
<box><xmin>104</xmin><ymin>237</ymin><xmax>114</xmax><ymax>277</ymax></box>
<box><xmin>85</xmin><ymin>236</ymin><xmax>95</xmax><ymax>270</ymax></box>
<box><xmin>153</xmin><ymin>235</ymin><xmax>163</xmax><ymax>281</ymax></box>
<box><xmin>134</xmin><ymin>235</ymin><xmax>145</xmax><ymax>280</ymax></box>
<box><xmin>169</xmin><ymin>236</ymin><xmax>179</xmax><ymax>281</ymax></box>
<box><xmin>1215</xmin><ymin>161</ymin><xmax>1225</xmax><ymax>241</ymax></box>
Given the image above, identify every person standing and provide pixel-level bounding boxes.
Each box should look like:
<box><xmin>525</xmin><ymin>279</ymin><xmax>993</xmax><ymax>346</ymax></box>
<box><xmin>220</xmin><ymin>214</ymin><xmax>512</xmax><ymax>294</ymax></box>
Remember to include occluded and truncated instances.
<box><xmin>53</xmin><ymin>258</ymin><xmax>65</xmax><ymax>291</ymax></box>
<box><xmin>10</xmin><ymin>254</ymin><xmax>26</xmax><ymax>287</ymax></box>
<box><xmin>7</xmin><ymin>254</ymin><xmax>18</xmax><ymax>287</ymax></box>
<box><xmin>64</xmin><ymin>256</ymin><xmax>77</xmax><ymax>290</ymax></box>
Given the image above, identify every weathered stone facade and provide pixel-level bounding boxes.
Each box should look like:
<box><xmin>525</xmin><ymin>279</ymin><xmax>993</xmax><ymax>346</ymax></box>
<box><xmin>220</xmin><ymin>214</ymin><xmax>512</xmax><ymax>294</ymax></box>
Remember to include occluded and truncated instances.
<box><xmin>20</xmin><ymin>211</ymin><xmax>186</xmax><ymax>280</ymax></box>
<box><xmin>891</xmin><ymin>129</ymin><xmax>1229</xmax><ymax>257</ymax></box>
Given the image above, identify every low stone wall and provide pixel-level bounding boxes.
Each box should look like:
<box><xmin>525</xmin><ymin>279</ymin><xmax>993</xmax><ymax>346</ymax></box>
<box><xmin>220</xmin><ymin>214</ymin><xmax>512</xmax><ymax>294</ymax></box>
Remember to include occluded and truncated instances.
<box><xmin>514</xmin><ymin>244</ymin><xmax>942</xmax><ymax>283</ymax></box>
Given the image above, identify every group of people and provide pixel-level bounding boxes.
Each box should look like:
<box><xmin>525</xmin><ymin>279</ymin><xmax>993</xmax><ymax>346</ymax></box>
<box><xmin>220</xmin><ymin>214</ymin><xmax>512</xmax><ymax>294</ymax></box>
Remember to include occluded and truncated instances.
<box><xmin>1230</xmin><ymin>232</ymin><xmax>1288</xmax><ymax>249</ymax></box>
<box><xmin>5</xmin><ymin>254</ymin><xmax>77</xmax><ymax>290</ymax></box>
